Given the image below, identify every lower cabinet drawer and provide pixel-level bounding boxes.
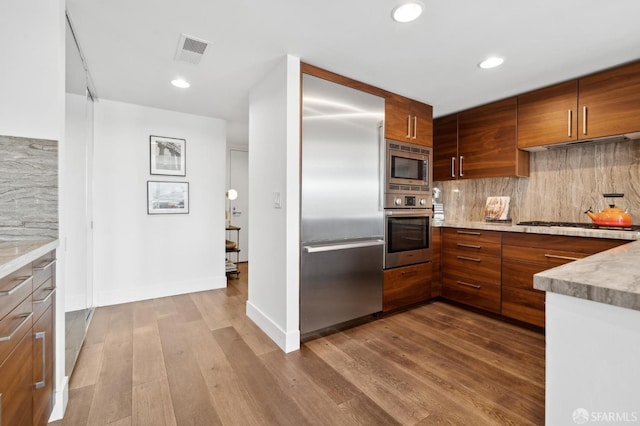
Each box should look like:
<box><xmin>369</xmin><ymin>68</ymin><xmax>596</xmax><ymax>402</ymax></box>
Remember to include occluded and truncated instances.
<box><xmin>33</xmin><ymin>306</ymin><xmax>54</xmax><ymax>426</ymax></box>
<box><xmin>0</xmin><ymin>273</ymin><xmax>32</xmax><ymax>322</ymax></box>
<box><xmin>502</xmin><ymin>287</ymin><xmax>545</xmax><ymax>328</ymax></box>
<box><xmin>442</xmin><ymin>251</ymin><xmax>501</xmax><ymax>285</ymax></box>
<box><xmin>442</xmin><ymin>277</ymin><xmax>501</xmax><ymax>313</ymax></box>
<box><xmin>32</xmin><ymin>279</ymin><xmax>55</xmax><ymax>322</ymax></box>
<box><xmin>0</xmin><ymin>331</ymin><xmax>33</xmax><ymax>426</ymax></box>
<box><xmin>0</xmin><ymin>296</ymin><xmax>33</xmax><ymax>364</ymax></box>
<box><xmin>383</xmin><ymin>263</ymin><xmax>432</xmax><ymax>313</ymax></box>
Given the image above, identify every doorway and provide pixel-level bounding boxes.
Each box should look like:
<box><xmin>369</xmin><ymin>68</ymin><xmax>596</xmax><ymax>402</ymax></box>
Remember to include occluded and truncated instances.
<box><xmin>228</xmin><ymin>148</ymin><xmax>249</xmax><ymax>262</ymax></box>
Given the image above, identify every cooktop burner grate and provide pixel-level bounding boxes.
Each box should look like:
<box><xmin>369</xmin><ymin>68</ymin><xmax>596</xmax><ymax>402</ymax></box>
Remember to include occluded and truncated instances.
<box><xmin>516</xmin><ymin>221</ymin><xmax>640</xmax><ymax>231</ymax></box>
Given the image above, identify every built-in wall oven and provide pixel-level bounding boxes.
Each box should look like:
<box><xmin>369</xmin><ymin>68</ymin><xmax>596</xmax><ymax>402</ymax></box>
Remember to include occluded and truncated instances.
<box><xmin>383</xmin><ymin>139</ymin><xmax>433</xmax><ymax>269</ymax></box>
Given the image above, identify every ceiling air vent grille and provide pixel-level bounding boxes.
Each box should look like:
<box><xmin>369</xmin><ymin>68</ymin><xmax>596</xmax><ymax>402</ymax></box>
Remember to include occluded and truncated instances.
<box><xmin>175</xmin><ymin>34</ymin><xmax>210</xmax><ymax>65</ymax></box>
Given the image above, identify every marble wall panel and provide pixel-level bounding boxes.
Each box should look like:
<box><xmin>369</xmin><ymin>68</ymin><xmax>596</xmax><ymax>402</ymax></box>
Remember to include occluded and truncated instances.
<box><xmin>0</xmin><ymin>135</ymin><xmax>58</xmax><ymax>240</ymax></box>
<box><xmin>435</xmin><ymin>140</ymin><xmax>640</xmax><ymax>224</ymax></box>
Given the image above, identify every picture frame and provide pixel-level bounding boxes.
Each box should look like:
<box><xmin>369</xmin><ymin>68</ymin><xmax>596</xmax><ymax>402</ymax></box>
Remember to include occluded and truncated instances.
<box><xmin>150</xmin><ymin>135</ymin><xmax>186</xmax><ymax>176</ymax></box>
<box><xmin>147</xmin><ymin>181</ymin><xmax>189</xmax><ymax>214</ymax></box>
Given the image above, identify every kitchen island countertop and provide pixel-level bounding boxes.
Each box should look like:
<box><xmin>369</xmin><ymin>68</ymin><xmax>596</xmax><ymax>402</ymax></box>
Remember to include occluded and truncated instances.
<box><xmin>0</xmin><ymin>239</ymin><xmax>59</xmax><ymax>278</ymax></box>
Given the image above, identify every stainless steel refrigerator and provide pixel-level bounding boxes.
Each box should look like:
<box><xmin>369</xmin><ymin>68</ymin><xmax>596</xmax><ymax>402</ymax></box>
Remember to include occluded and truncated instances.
<box><xmin>300</xmin><ymin>73</ymin><xmax>385</xmax><ymax>336</ymax></box>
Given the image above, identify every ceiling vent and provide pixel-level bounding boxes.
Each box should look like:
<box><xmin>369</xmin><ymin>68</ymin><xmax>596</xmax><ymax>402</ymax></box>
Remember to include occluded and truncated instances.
<box><xmin>175</xmin><ymin>34</ymin><xmax>209</xmax><ymax>65</ymax></box>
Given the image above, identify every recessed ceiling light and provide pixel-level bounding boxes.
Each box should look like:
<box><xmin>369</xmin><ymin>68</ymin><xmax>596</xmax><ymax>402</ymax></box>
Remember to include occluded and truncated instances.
<box><xmin>171</xmin><ymin>78</ymin><xmax>190</xmax><ymax>88</ymax></box>
<box><xmin>392</xmin><ymin>2</ymin><xmax>424</xmax><ymax>23</ymax></box>
<box><xmin>479</xmin><ymin>57</ymin><xmax>504</xmax><ymax>69</ymax></box>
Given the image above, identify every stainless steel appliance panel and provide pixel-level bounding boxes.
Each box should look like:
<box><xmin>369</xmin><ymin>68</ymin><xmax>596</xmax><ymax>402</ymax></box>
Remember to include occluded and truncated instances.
<box><xmin>300</xmin><ymin>240</ymin><xmax>383</xmax><ymax>335</ymax></box>
<box><xmin>301</xmin><ymin>74</ymin><xmax>385</xmax><ymax>243</ymax></box>
<box><xmin>384</xmin><ymin>209</ymin><xmax>432</xmax><ymax>268</ymax></box>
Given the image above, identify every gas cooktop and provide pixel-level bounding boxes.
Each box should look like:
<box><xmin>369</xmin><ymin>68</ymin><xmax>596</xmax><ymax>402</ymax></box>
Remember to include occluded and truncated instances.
<box><xmin>517</xmin><ymin>221</ymin><xmax>640</xmax><ymax>232</ymax></box>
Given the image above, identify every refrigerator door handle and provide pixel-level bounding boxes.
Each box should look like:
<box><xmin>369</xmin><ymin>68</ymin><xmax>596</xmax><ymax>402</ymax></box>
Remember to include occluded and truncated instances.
<box><xmin>378</xmin><ymin>121</ymin><xmax>385</xmax><ymax>211</ymax></box>
<box><xmin>304</xmin><ymin>239</ymin><xmax>384</xmax><ymax>253</ymax></box>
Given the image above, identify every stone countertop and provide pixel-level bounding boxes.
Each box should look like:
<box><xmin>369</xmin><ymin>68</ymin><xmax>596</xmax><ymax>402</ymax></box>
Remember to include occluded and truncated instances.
<box><xmin>533</xmin><ymin>240</ymin><xmax>640</xmax><ymax>311</ymax></box>
<box><xmin>0</xmin><ymin>239</ymin><xmax>59</xmax><ymax>278</ymax></box>
<box><xmin>435</xmin><ymin>221</ymin><xmax>640</xmax><ymax>241</ymax></box>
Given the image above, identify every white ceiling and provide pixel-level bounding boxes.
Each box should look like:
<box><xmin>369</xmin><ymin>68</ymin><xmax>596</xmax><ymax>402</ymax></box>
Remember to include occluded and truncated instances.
<box><xmin>66</xmin><ymin>0</ymin><xmax>640</xmax><ymax>146</ymax></box>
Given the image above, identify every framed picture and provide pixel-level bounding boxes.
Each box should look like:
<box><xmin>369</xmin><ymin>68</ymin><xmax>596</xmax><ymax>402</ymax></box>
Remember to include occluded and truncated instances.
<box><xmin>150</xmin><ymin>135</ymin><xmax>186</xmax><ymax>176</ymax></box>
<box><xmin>147</xmin><ymin>181</ymin><xmax>189</xmax><ymax>214</ymax></box>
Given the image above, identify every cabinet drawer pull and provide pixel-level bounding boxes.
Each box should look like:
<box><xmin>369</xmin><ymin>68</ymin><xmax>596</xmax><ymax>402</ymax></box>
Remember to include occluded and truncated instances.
<box><xmin>0</xmin><ymin>276</ymin><xmax>32</xmax><ymax>296</ymax></box>
<box><xmin>459</xmin><ymin>155</ymin><xmax>464</xmax><ymax>177</ymax></box>
<box><xmin>406</xmin><ymin>115</ymin><xmax>411</xmax><ymax>138</ymax></box>
<box><xmin>457</xmin><ymin>255</ymin><xmax>481</xmax><ymax>262</ymax></box>
<box><xmin>34</xmin><ymin>331</ymin><xmax>46</xmax><ymax>389</ymax></box>
<box><xmin>457</xmin><ymin>281</ymin><xmax>481</xmax><ymax>289</ymax></box>
<box><xmin>412</xmin><ymin>116</ymin><xmax>417</xmax><ymax>139</ymax></box>
<box><xmin>568</xmin><ymin>109</ymin><xmax>572</xmax><ymax>137</ymax></box>
<box><xmin>544</xmin><ymin>253</ymin><xmax>581</xmax><ymax>262</ymax></box>
<box><xmin>582</xmin><ymin>106</ymin><xmax>587</xmax><ymax>135</ymax></box>
<box><xmin>34</xmin><ymin>258</ymin><xmax>56</xmax><ymax>271</ymax></box>
<box><xmin>34</xmin><ymin>287</ymin><xmax>56</xmax><ymax>304</ymax></box>
<box><xmin>457</xmin><ymin>230</ymin><xmax>481</xmax><ymax>235</ymax></box>
<box><xmin>457</xmin><ymin>243</ymin><xmax>481</xmax><ymax>249</ymax></box>
<box><xmin>451</xmin><ymin>157</ymin><xmax>456</xmax><ymax>178</ymax></box>
<box><xmin>401</xmin><ymin>270</ymin><xmax>418</xmax><ymax>277</ymax></box>
<box><xmin>0</xmin><ymin>312</ymin><xmax>32</xmax><ymax>342</ymax></box>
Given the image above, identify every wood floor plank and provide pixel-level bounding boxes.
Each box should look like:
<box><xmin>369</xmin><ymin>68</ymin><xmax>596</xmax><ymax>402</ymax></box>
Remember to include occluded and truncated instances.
<box><xmin>69</xmin><ymin>342</ymin><xmax>104</xmax><ymax>390</ymax></box>
<box><xmin>212</xmin><ymin>326</ymin><xmax>311</xmax><ymax>425</ymax></box>
<box><xmin>189</xmin><ymin>290</ymin><xmax>232</xmax><ymax>331</ymax></box>
<box><xmin>157</xmin><ymin>316</ymin><xmax>223</xmax><ymax>425</ymax></box>
<box><xmin>132</xmin><ymin>325</ymin><xmax>167</xmax><ymax>386</ymax></box>
<box><xmin>83</xmin><ymin>305</ymin><xmax>113</xmax><ymax>345</ymax></box>
<box><xmin>49</xmin><ymin>385</ymin><xmax>95</xmax><ymax>426</ymax></box>
<box><xmin>171</xmin><ymin>293</ymin><xmax>203</xmax><ymax>322</ymax></box>
<box><xmin>338</xmin><ymin>395</ymin><xmax>402</xmax><ymax>426</ymax></box>
<box><xmin>132</xmin><ymin>379</ymin><xmax>177</xmax><ymax>426</ymax></box>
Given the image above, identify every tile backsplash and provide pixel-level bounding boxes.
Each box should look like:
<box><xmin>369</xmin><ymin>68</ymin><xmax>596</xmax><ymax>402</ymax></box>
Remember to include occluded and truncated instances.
<box><xmin>435</xmin><ymin>140</ymin><xmax>640</xmax><ymax>224</ymax></box>
<box><xmin>0</xmin><ymin>135</ymin><xmax>58</xmax><ymax>241</ymax></box>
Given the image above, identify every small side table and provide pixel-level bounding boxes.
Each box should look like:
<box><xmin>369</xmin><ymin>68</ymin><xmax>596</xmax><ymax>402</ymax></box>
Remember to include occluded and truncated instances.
<box><xmin>226</xmin><ymin>225</ymin><xmax>241</xmax><ymax>278</ymax></box>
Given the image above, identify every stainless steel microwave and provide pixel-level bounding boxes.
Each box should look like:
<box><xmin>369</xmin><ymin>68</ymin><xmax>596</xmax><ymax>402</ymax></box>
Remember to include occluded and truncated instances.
<box><xmin>384</xmin><ymin>139</ymin><xmax>431</xmax><ymax>205</ymax></box>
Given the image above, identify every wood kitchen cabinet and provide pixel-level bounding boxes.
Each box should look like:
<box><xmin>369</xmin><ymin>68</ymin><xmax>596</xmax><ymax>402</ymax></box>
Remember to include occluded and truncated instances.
<box><xmin>0</xmin><ymin>249</ymin><xmax>55</xmax><ymax>426</ymax></box>
<box><xmin>501</xmin><ymin>233</ymin><xmax>627</xmax><ymax>327</ymax></box>
<box><xmin>383</xmin><ymin>262</ymin><xmax>432</xmax><ymax>313</ymax></box>
<box><xmin>385</xmin><ymin>93</ymin><xmax>433</xmax><ymax>147</ymax></box>
<box><xmin>518</xmin><ymin>60</ymin><xmax>640</xmax><ymax>149</ymax></box>
<box><xmin>433</xmin><ymin>98</ymin><xmax>529</xmax><ymax>180</ymax></box>
<box><xmin>442</xmin><ymin>228</ymin><xmax>502</xmax><ymax>313</ymax></box>
<box><xmin>431</xmin><ymin>227</ymin><xmax>442</xmax><ymax>298</ymax></box>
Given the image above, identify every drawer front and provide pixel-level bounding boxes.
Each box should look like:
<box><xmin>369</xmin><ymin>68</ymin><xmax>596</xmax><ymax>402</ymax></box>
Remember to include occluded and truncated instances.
<box><xmin>502</xmin><ymin>287</ymin><xmax>545</xmax><ymax>327</ymax></box>
<box><xmin>33</xmin><ymin>306</ymin><xmax>54</xmax><ymax>426</ymax></box>
<box><xmin>502</xmin><ymin>232</ymin><xmax>627</xmax><ymax>254</ymax></box>
<box><xmin>33</xmin><ymin>253</ymin><xmax>56</xmax><ymax>291</ymax></box>
<box><xmin>0</xmin><ymin>274</ymin><xmax>33</xmax><ymax>322</ymax></box>
<box><xmin>32</xmin><ymin>278</ymin><xmax>55</xmax><ymax>322</ymax></box>
<box><xmin>0</xmin><ymin>331</ymin><xmax>34</xmax><ymax>426</ymax></box>
<box><xmin>0</xmin><ymin>296</ymin><xmax>33</xmax><ymax>364</ymax></box>
<box><xmin>384</xmin><ymin>263</ymin><xmax>431</xmax><ymax>312</ymax></box>
<box><xmin>502</xmin><ymin>245</ymin><xmax>589</xmax><ymax>266</ymax></box>
<box><xmin>442</xmin><ymin>277</ymin><xmax>501</xmax><ymax>313</ymax></box>
<box><xmin>502</xmin><ymin>260</ymin><xmax>549</xmax><ymax>291</ymax></box>
<box><xmin>443</xmin><ymin>228</ymin><xmax>501</xmax><ymax>256</ymax></box>
<box><xmin>442</xmin><ymin>251</ymin><xmax>501</xmax><ymax>284</ymax></box>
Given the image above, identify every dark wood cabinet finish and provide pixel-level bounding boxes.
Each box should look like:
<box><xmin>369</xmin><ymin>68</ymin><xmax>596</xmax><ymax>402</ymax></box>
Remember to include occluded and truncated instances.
<box><xmin>442</xmin><ymin>229</ymin><xmax>502</xmax><ymax>313</ymax></box>
<box><xmin>385</xmin><ymin>94</ymin><xmax>433</xmax><ymax>147</ymax></box>
<box><xmin>33</xmin><ymin>305</ymin><xmax>54</xmax><ymax>426</ymax></box>
<box><xmin>431</xmin><ymin>227</ymin><xmax>442</xmax><ymax>298</ymax></box>
<box><xmin>433</xmin><ymin>114</ymin><xmax>458</xmax><ymax>181</ymax></box>
<box><xmin>518</xmin><ymin>80</ymin><xmax>579</xmax><ymax>149</ymax></box>
<box><xmin>383</xmin><ymin>262</ymin><xmax>432</xmax><ymax>313</ymax></box>
<box><xmin>0</xmin><ymin>332</ymin><xmax>33</xmax><ymax>426</ymax></box>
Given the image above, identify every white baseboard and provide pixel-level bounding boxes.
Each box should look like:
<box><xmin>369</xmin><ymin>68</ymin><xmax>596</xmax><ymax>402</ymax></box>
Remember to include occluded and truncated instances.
<box><xmin>49</xmin><ymin>375</ymin><xmax>69</xmax><ymax>422</ymax></box>
<box><xmin>246</xmin><ymin>300</ymin><xmax>300</xmax><ymax>353</ymax></box>
<box><xmin>97</xmin><ymin>275</ymin><xmax>227</xmax><ymax>306</ymax></box>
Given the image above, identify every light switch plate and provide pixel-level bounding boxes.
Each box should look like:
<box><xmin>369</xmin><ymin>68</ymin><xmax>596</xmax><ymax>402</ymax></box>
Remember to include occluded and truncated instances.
<box><xmin>273</xmin><ymin>191</ymin><xmax>282</xmax><ymax>209</ymax></box>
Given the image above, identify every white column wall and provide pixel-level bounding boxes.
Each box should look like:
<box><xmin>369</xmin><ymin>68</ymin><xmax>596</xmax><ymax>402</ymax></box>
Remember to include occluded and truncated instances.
<box><xmin>93</xmin><ymin>100</ymin><xmax>227</xmax><ymax>306</ymax></box>
<box><xmin>247</xmin><ymin>55</ymin><xmax>301</xmax><ymax>352</ymax></box>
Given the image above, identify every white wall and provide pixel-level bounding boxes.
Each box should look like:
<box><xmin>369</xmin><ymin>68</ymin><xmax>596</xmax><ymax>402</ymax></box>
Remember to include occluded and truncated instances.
<box><xmin>0</xmin><ymin>0</ymin><xmax>67</xmax><ymax>420</ymax></box>
<box><xmin>93</xmin><ymin>100</ymin><xmax>227</xmax><ymax>306</ymax></box>
<box><xmin>546</xmin><ymin>293</ymin><xmax>640</xmax><ymax>425</ymax></box>
<box><xmin>247</xmin><ymin>55</ymin><xmax>301</xmax><ymax>352</ymax></box>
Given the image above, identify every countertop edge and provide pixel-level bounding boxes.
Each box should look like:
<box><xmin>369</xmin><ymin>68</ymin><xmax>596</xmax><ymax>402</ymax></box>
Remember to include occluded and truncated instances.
<box><xmin>434</xmin><ymin>222</ymin><xmax>640</xmax><ymax>240</ymax></box>
<box><xmin>0</xmin><ymin>239</ymin><xmax>59</xmax><ymax>278</ymax></box>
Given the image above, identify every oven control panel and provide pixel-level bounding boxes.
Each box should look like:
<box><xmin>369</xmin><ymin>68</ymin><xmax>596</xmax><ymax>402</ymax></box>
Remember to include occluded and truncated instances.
<box><xmin>388</xmin><ymin>194</ymin><xmax>430</xmax><ymax>208</ymax></box>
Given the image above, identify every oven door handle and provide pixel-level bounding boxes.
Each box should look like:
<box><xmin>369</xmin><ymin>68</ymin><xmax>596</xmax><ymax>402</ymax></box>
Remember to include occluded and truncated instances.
<box><xmin>385</xmin><ymin>210</ymin><xmax>432</xmax><ymax>218</ymax></box>
<box><xmin>304</xmin><ymin>239</ymin><xmax>384</xmax><ymax>253</ymax></box>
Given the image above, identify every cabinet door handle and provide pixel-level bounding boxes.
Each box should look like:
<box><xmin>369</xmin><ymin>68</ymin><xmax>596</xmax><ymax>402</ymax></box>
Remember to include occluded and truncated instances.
<box><xmin>451</xmin><ymin>157</ymin><xmax>456</xmax><ymax>178</ymax></box>
<box><xmin>457</xmin><ymin>255</ymin><xmax>481</xmax><ymax>262</ymax></box>
<box><xmin>412</xmin><ymin>116</ymin><xmax>417</xmax><ymax>139</ymax></box>
<box><xmin>457</xmin><ymin>281</ymin><xmax>481</xmax><ymax>289</ymax></box>
<box><xmin>457</xmin><ymin>243</ymin><xmax>481</xmax><ymax>249</ymax></box>
<box><xmin>568</xmin><ymin>109</ymin><xmax>572</xmax><ymax>137</ymax></box>
<box><xmin>582</xmin><ymin>106</ymin><xmax>587</xmax><ymax>135</ymax></box>
<box><xmin>0</xmin><ymin>276</ymin><xmax>32</xmax><ymax>296</ymax></box>
<box><xmin>457</xmin><ymin>230</ymin><xmax>481</xmax><ymax>235</ymax></box>
<box><xmin>544</xmin><ymin>253</ymin><xmax>581</xmax><ymax>262</ymax></box>
<box><xmin>401</xmin><ymin>269</ymin><xmax>418</xmax><ymax>277</ymax></box>
<box><xmin>459</xmin><ymin>156</ymin><xmax>464</xmax><ymax>177</ymax></box>
<box><xmin>406</xmin><ymin>115</ymin><xmax>411</xmax><ymax>138</ymax></box>
<box><xmin>0</xmin><ymin>312</ymin><xmax>32</xmax><ymax>342</ymax></box>
<box><xmin>34</xmin><ymin>287</ymin><xmax>56</xmax><ymax>304</ymax></box>
<box><xmin>34</xmin><ymin>258</ymin><xmax>56</xmax><ymax>271</ymax></box>
<box><xmin>34</xmin><ymin>331</ymin><xmax>46</xmax><ymax>389</ymax></box>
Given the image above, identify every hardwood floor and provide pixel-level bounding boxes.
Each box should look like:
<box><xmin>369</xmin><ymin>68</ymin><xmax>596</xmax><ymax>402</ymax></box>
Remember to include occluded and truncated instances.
<box><xmin>51</xmin><ymin>263</ymin><xmax>545</xmax><ymax>425</ymax></box>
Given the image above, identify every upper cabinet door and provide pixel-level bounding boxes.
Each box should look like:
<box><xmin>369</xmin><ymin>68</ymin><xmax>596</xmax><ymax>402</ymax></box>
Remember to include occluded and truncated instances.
<box><xmin>578</xmin><ymin>61</ymin><xmax>640</xmax><ymax>140</ymax></box>
<box><xmin>517</xmin><ymin>80</ymin><xmax>578</xmax><ymax>149</ymax></box>
<box><xmin>385</xmin><ymin>94</ymin><xmax>433</xmax><ymax>146</ymax></box>
<box><xmin>433</xmin><ymin>114</ymin><xmax>458</xmax><ymax>181</ymax></box>
<box><xmin>458</xmin><ymin>97</ymin><xmax>528</xmax><ymax>179</ymax></box>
